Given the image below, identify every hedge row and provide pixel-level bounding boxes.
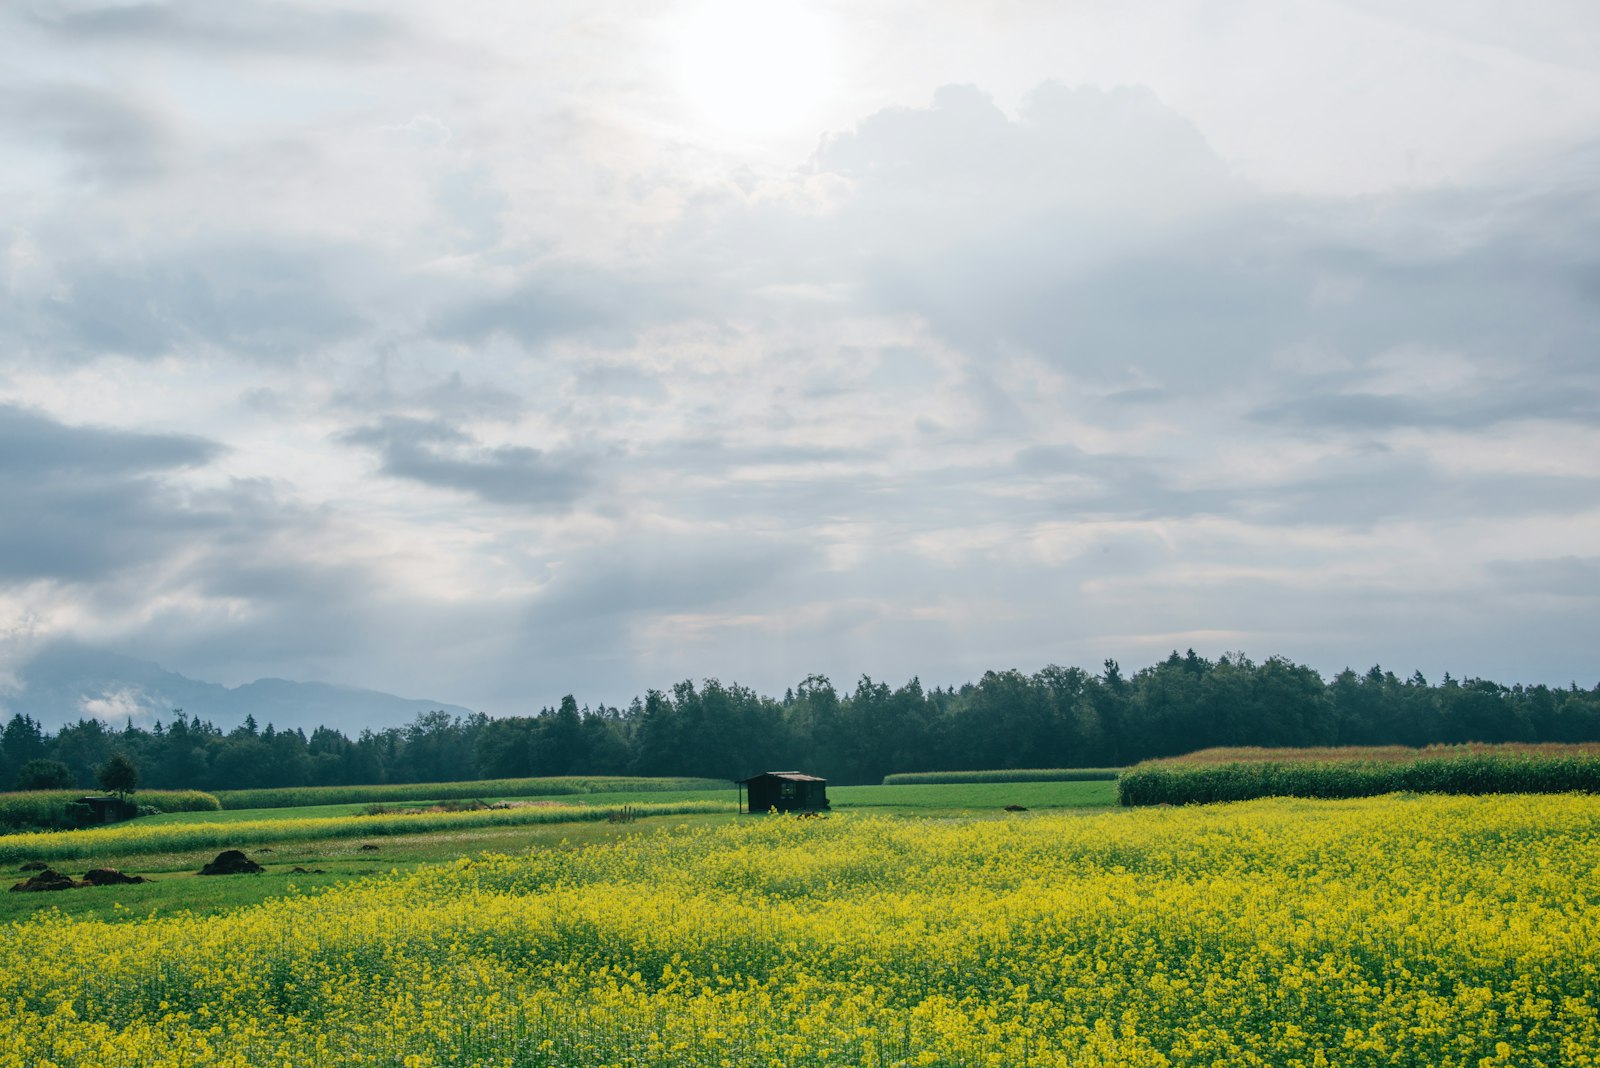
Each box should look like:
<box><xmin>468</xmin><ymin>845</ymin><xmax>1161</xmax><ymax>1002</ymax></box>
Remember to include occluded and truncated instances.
<box><xmin>0</xmin><ymin>789</ymin><xmax>221</xmax><ymax>832</ymax></box>
<box><xmin>881</xmin><ymin>768</ymin><xmax>1121</xmax><ymax>785</ymax></box>
<box><xmin>213</xmin><ymin>775</ymin><xmax>731</xmax><ymax>810</ymax></box>
<box><xmin>1118</xmin><ymin>754</ymin><xmax>1600</xmax><ymax>806</ymax></box>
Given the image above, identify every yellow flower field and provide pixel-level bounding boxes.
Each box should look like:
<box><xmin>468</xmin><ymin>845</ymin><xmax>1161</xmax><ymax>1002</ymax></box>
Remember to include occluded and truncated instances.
<box><xmin>4</xmin><ymin>794</ymin><xmax>1599</xmax><ymax>1067</ymax></box>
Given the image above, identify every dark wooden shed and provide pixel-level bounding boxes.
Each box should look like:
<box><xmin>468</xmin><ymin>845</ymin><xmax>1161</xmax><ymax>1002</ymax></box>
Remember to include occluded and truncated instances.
<box><xmin>69</xmin><ymin>796</ymin><xmax>135</xmax><ymax>827</ymax></box>
<box><xmin>738</xmin><ymin>771</ymin><xmax>828</xmax><ymax>814</ymax></box>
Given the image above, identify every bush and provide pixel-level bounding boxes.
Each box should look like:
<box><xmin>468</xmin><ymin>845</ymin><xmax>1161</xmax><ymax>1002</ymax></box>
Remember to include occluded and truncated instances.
<box><xmin>14</xmin><ymin>759</ymin><xmax>75</xmax><ymax>791</ymax></box>
<box><xmin>96</xmin><ymin>753</ymin><xmax>139</xmax><ymax>797</ymax></box>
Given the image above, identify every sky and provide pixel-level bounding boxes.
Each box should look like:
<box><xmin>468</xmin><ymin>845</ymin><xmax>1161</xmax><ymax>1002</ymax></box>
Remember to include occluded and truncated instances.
<box><xmin>2</xmin><ymin>0</ymin><xmax>1598</xmax><ymax>720</ymax></box>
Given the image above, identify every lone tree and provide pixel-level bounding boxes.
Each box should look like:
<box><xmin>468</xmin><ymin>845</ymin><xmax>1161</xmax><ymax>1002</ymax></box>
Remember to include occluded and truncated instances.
<box><xmin>96</xmin><ymin>753</ymin><xmax>139</xmax><ymax>799</ymax></box>
<box><xmin>15</xmin><ymin>759</ymin><xmax>74</xmax><ymax>791</ymax></box>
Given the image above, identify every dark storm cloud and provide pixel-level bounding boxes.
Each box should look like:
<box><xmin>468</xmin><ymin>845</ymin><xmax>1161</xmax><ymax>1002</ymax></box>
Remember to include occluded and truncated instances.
<box><xmin>24</xmin><ymin>0</ymin><xmax>404</xmax><ymax>57</ymax></box>
<box><xmin>341</xmin><ymin>417</ymin><xmax>593</xmax><ymax>508</ymax></box>
<box><xmin>16</xmin><ymin>242</ymin><xmax>367</xmax><ymax>362</ymax></box>
<box><xmin>0</xmin><ymin>81</ymin><xmax>170</xmax><ymax>183</ymax></box>
<box><xmin>0</xmin><ymin>404</ymin><xmax>223</xmax><ymax>582</ymax></box>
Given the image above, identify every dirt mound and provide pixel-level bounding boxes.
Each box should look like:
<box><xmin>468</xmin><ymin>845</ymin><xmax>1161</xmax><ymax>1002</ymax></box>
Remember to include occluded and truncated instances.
<box><xmin>83</xmin><ymin>868</ymin><xmax>147</xmax><ymax>886</ymax></box>
<box><xmin>198</xmin><ymin>850</ymin><xmax>265</xmax><ymax>876</ymax></box>
<box><xmin>358</xmin><ymin>843</ymin><xmax>380</xmax><ymax>852</ymax></box>
<box><xmin>17</xmin><ymin>860</ymin><xmax>47</xmax><ymax>872</ymax></box>
<box><xmin>10</xmin><ymin>868</ymin><xmax>83</xmax><ymax>892</ymax></box>
<box><xmin>289</xmin><ymin>866</ymin><xmax>328</xmax><ymax>874</ymax></box>
<box><xmin>1003</xmin><ymin>804</ymin><xmax>1028</xmax><ymax>812</ymax></box>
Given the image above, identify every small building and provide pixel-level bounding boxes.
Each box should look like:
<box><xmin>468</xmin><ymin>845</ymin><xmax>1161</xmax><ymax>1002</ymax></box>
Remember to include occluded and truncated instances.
<box><xmin>738</xmin><ymin>771</ymin><xmax>828</xmax><ymax>814</ymax></box>
<box><xmin>68</xmin><ymin>796</ymin><xmax>135</xmax><ymax>827</ymax></box>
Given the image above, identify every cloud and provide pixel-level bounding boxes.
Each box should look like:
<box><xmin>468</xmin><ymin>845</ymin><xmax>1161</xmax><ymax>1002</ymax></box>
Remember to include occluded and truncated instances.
<box><xmin>79</xmin><ymin>685</ymin><xmax>153</xmax><ymax>723</ymax></box>
<box><xmin>329</xmin><ymin>371</ymin><xmax>528</xmax><ymax>424</ymax></box>
<box><xmin>0</xmin><ymin>81</ymin><xmax>170</xmax><ymax>184</ymax></box>
<box><xmin>3</xmin><ymin>36</ymin><xmax>1599</xmax><ymax>713</ymax></box>
<box><xmin>428</xmin><ymin>265</ymin><xmax>683</xmax><ymax>351</ymax></box>
<box><xmin>24</xmin><ymin>0</ymin><xmax>404</xmax><ymax>58</ymax></box>
<box><xmin>341</xmin><ymin>417</ymin><xmax>594</xmax><ymax>508</ymax></box>
<box><xmin>1486</xmin><ymin>556</ymin><xmax>1600</xmax><ymax>598</ymax></box>
<box><xmin>0</xmin><ymin>404</ymin><xmax>223</xmax><ymax>582</ymax></box>
<box><xmin>775</xmin><ymin>87</ymin><xmax>1600</xmax><ymax>412</ymax></box>
<box><xmin>12</xmin><ymin>241</ymin><xmax>369</xmax><ymax>362</ymax></box>
<box><xmin>0</xmin><ymin>403</ymin><xmax>218</xmax><ymax>475</ymax></box>
<box><xmin>1250</xmin><ymin>385</ymin><xmax>1600</xmax><ymax>433</ymax></box>
<box><xmin>816</xmin><ymin>82</ymin><xmax>1237</xmax><ymax>221</ymax></box>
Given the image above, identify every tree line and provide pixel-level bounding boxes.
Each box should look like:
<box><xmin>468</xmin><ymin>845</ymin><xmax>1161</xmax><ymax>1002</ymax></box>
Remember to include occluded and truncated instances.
<box><xmin>4</xmin><ymin>651</ymin><xmax>1599</xmax><ymax>792</ymax></box>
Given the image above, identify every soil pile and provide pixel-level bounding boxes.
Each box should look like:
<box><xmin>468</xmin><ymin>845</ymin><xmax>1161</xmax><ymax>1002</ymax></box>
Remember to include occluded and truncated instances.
<box><xmin>83</xmin><ymin>868</ymin><xmax>147</xmax><ymax>886</ymax></box>
<box><xmin>198</xmin><ymin>850</ymin><xmax>264</xmax><ymax>876</ymax></box>
<box><xmin>10</xmin><ymin>868</ymin><xmax>83</xmax><ymax>892</ymax></box>
<box><xmin>18</xmin><ymin>860</ymin><xmax>47</xmax><ymax>872</ymax></box>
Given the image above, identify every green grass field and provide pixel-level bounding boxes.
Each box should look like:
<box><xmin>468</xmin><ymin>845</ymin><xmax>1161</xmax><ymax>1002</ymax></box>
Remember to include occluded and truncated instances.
<box><xmin>0</xmin><ymin>812</ymin><xmax>736</xmax><ymax>925</ymax></box>
<box><xmin>881</xmin><ymin>768</ymin><xmax>1121</xmax><ymax>784</ymax></box>
<box><xmin>831</xmin><ymin>779</ymin><xmax>1116</xmax><ymax>810</ymax></box>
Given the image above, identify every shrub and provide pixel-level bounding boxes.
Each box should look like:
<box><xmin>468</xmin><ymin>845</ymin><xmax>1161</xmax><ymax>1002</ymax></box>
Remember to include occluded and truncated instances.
<box><xmin>14</xmin><ymin>759</ymin><xmax>75</xmax><ymax>792</ymax></box>
<box><xmin>96</xmin><ymin>753</ymin><xmax>139</xmax><ymax>797</ymax></box>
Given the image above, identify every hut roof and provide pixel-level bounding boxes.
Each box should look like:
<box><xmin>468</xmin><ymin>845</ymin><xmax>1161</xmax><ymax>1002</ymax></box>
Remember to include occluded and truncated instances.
<box><xmin>738</xmin><ymin>770</ymin><xmax>826</xmax><ymax>783</ymax></box>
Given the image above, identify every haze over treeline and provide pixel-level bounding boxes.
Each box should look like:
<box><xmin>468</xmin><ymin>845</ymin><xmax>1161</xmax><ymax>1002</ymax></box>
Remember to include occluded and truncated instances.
<box><xmin>5</xmin><ymin>651</ymin><xmax>1600</xmax><ymax>792</ymax></box>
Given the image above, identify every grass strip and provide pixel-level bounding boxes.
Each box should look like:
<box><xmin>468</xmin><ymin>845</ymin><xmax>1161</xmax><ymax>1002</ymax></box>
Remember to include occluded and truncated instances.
<box><xmin>0</xmin><ymin>799</ymin><xmax>735</xmax><ymax>863</ymax></box>
<box><xmin>881</xmin><ymin>768</ymin><xmax>1120</xmax><ymax>785</ymax></box>
<box><xmin>212</xmin><ymin>775</ymin><xmax>730</xmax><ymax>810</ymax></box>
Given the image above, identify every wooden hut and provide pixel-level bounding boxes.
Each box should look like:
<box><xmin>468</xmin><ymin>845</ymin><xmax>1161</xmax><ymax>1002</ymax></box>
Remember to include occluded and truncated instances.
<box><xmin>738</xmin><ymin>771</ymin><xmax>828</xmax><ymax>814</ymax></box>
<box><xmin>68</xmin><ymin>796</ymin><xmax>135</xmax><ymax>827</ymax></box>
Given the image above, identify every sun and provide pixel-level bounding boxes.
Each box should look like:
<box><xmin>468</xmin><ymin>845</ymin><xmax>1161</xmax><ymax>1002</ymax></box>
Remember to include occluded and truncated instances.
<box><xmin>672</xmin><ymin>0</ymin><xmax>834</xmax><ymax>139</ymax></box>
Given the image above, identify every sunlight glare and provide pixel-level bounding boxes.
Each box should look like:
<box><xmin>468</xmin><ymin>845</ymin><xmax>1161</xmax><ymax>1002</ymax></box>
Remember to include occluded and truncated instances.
<box><xmin>673</xmin><ymin>0</ymin><xmax>833</xmax><ymax>139</ymax></box>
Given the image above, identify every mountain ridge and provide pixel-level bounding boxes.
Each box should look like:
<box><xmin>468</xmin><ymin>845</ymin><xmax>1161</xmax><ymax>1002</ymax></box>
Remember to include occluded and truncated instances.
<box><xmin>5</xmin><ymin>642</ymin><xmax>475</xmax><ymax>733</ymax></box>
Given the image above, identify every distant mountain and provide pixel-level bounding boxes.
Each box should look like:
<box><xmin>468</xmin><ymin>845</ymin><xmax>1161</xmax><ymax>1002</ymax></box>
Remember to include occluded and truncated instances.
<box><xmin>5</xmin><ymin>643</ymin><xmax>475</xmax><ymax>733</ymax></box>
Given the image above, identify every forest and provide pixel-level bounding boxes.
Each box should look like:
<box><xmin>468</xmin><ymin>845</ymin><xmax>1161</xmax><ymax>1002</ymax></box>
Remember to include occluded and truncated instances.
<box><xmin>4</xmin><ymin>651</ymin><xmax>1599</xmax><ymax>792</ymax></box>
